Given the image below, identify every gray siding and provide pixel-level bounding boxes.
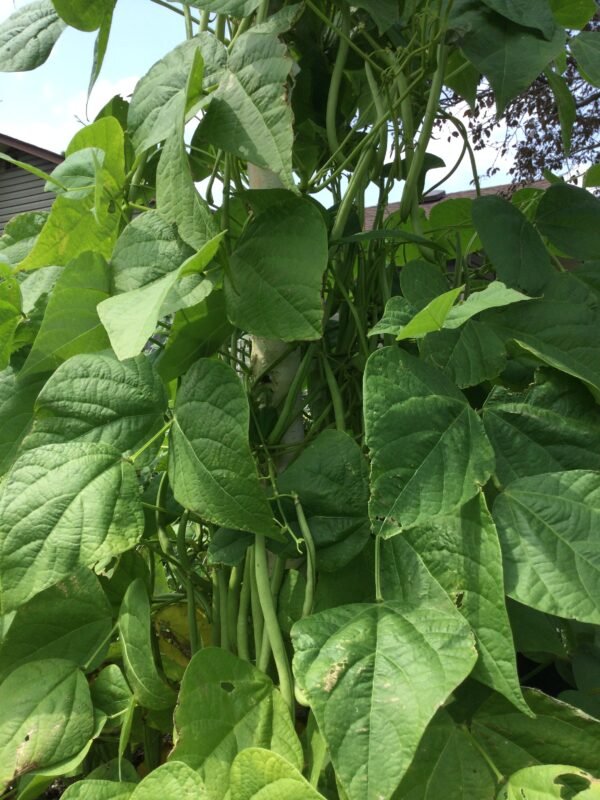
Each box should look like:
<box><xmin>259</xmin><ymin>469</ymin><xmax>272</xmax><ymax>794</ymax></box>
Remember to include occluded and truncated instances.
<box><xmin>0</xmin><ymin>154</ymin><xmax>57</xmax><ymax>232</ymax></box>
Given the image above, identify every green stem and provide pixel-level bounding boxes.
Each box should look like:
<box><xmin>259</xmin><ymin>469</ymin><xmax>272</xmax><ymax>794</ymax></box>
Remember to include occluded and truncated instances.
<box><xmin>200</xmin><ymin>9</ymin><xmax>209</xmax><ymax>31</ymax></box>
<box><xmin>129</xmin><ymin>419</ymin><xmax>172</xmax><ymax>463</ymax></box>
<box><xmin>183</xmin><ymin>3</ymin><xmax>194</xmax><ymax>38</ymax></box>
<box><xmin>211</xmin><ymin>570</ymin><xmax>221</xmax><ymax>647</ymax></box>
<box><xmin>150</xmin><ymin>0</ymin><xmax>199</xmax><ymax>24</ymax></box>
<box><xmin>330</xmin><ymin>146</ymin><xmax>374</xmax><ymax>242</ymax></box>
<box><xmin>326</xmin><ymin>7</ymin><xmax>350</xmax><ymax>157</ymax></box>
<box><xmin>237</xmin><ymin>553</ymin><xmax>252</xmax><ymax>661</ymax></box>
<box><xmin>320</xmin><ymin>352</ymin><xmax>345</xmax><ymax>433</ymax></box>
<box><xmin>256</xmin><ymin>0</ymin><xmax>269</xmax><ymax>23</ymax></box>
<box><xmin>218</xmin><ymin>568</ymin><xmax>230</xmax><ymax>651</ymax></box>
<box><xmin>267</xmin><ymin>345</ymin><xmax>315</xmax><ymax>445</ymax></box>
<box><xmin>248</xmin><ymin>546</ymin><xmax>264</xmax><ymax>660</ymax></box>
<box><xmin>294</xmin><ymin>497</ymin><xmax>316</xmax><ymax>618</ymax></box>
<box><xmin>254</xmin><ymin>536</ymin><xmax>294</xmax><ymax>713</ymax></box>
<box><xmin>399</xmin><ymin>44</ymin><xmax>448</xmax><ymax>221</ymax></box>
<box><xmin>176</xmin><ymin>511</ymin><xmax>199</xmax><ymax>655</ymax></box>
<box><xmin>216</xmin><ymin>13</ymin><xmax>226</xmax><ymax>42</ymax></box>
<box><xmin>374</xmin><ymin>534</ymin><xmax>383</xmax><ymax>602</ymax></box>
<box><xmin>227</xmin><ymin>564</ymin><xmax>242</xmax><ymax>655</ymax></box>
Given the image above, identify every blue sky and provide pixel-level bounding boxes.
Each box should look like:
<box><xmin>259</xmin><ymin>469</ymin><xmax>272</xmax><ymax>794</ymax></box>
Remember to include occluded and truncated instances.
<box><xmin>0</xmin><ymin>0</ymin><xmax>512</xmax><ymax>194</ymax></box>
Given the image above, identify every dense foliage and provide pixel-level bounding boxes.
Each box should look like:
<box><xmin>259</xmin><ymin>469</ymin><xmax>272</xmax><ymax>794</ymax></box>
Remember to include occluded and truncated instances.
<box><xmin>1</xmin><ymin>1</ymin><xmax>600</xmax><ymax>798</ymax></box>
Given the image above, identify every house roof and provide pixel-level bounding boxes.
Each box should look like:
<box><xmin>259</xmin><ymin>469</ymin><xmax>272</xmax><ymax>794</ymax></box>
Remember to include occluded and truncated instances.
<box><xmin>0</xmin><ymin>133</ymin><xmax>63</xmax><ymax>165</ymax></box>
<box><xmin>364</xmin><ymin>179</ymin><xmax>551</xmax><ymax>229</ymax></box>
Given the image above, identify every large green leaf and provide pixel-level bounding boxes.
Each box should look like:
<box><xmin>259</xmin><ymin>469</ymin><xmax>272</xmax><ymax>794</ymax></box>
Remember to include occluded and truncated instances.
<box><xmin>480</xmin><ymin>0</ymin><xmax>557</xmax><ymax>39</ymax></box>
<box><xmin>0</xmin><ymin>0</ymin><xmax>66</xmax><ymax>71</ymax></box>
<box><xmin>98</xmin><ymin>233</ymin><xmax>222</xmax><ymax>360</ymax></box>
<box><xmin>368</xmin><ymin>296</ymin><xmax>415</xmax><ymax>337</ymax></box>
<box><xmin>118</xmin><ymin>579</ymin><xmax>176</xmax><ymax>711</ymax></box>
<box><xmin>454</xmin><ymin>4</ymin><xmax>566</xmax><ymax>112</ymax></box>
<box><xmin>169</xmin><ymin>358</ymin><xmax>278</xmax><ymax>537</ymax></box>
<box><xmin>230</xmin><ymin>749</ymin><xmax>325</xmax><ymax>800</ymax></box>
<box><xmin>291</xmin><ymin>589</ymin><xmax>477</xmax><ymax>799</ymax></box>
<box><xmin>535</xmin><ymin>183</ymin><xmax>600</xmax><ymax>261</ymax></box>
<box><xmin>131</xmin><ymin>762</ymin><xmax>208</xmax><ymax>799</ymax></box>
<box><xmin>0</xmin><ymin>265</ymin><xmax>21</xmax><ymax>369</ymax></box>
<box><xmin>23</xmin><ymin>352</ymin><xmax>167</xmax><ymax>457</ymax></box>
<box><xmin>51</xmin><ymin>0</ymin><xmax>116</xmax><ymax>31</ymax></box>
<box><xmin>498</xmin><ymin>765</ymin><xmax>600</xmax><ymax>799</ymax></box>
<box><xmin>545</xmin><ymin>68</ymin><xmax>576</xmax><ymax>155</ymax></box>
<box><xmin>0</xmin><ymin>659</ymin><xmax>94</xmax><ymax>791</ymax></box>
<box><xmin>171</xmin><ymin>648</ymin><xmax>302</xmax><ymax>800</ymax></box>
<box><xmin>0</xmin><ymin>368</ymin><xmax>44</xmax><ymax>476</ymax></box>
<box><xmin>225</xmin><ymin>195</ymin><xmax>327</xmax><ymax>340</ymax></box>
<box><xmin>394</xmin><ymin>711</ymin><xmax>497</xmax><ymax>799</ymax></box>
<box><xmin>0</xmin><ymin>442</ymin><xmax>144</xmax><ymax>612</ymax></box>
<box><xmin>482</xmin><ymin>370</ymin><xmax>600</xmax><ymax>486</ymax></box>
<box><xmin>471</xmin><ymin>196</ymin><xmax>554</xmax><ymax>294</ymax></box>
<box><xmin>364</xmin><ymin>347</ymin><xmax>494</xmax><ymax>533</ymax></box>
<box><xmin>401</xmin><ymin>495</ymin><xmax>527</xmax><ymax>713</ymax></box>
<box><xmin>200</xmin><ymin>31</ymin><xmax>295</xmax><ymax>188</ymax></box>
<box><xmin>0</xmin><ymin>567</ymin><xmax>112</xmax><ymax>680</ymax></box>
<box><xmin>128</xmin><ymin>34</ymin><xmax>226</xmax><ymax>153</ymax></box>
<box><xmin>419</xmin><ymin>321</ymin><xmax>507</xmax><ymax>388</ymax></box>
<box><xmin>571</xmin><ymin>31</ymin><xmax>600</xmax><ymax>87</ymax></box>
<box><xmin>550</xmin><ymin>0</ymin><xmax>596</xmax><ymax>28</ymax></box>
<box><xmin>90</xmin><ymin>665</ymin><xmax>133</xmax><ymax>720</ymax></box>
<box><xmin>20</xmin><ymin>252</ymin><xmax>111</xmax><ymax>378</ymax></box>
<box><xmin>61</xmin><ymin>781</ymin><xmax>135</xmax><ymax>800</ymax></box>
<box><xmin>395</xmin><ymin>286</ymin><xmax>464</xmax><ymax>341</ymax></box>
<box><xmin>493</xmin><ymin>470</ymin><xmax>600</xmax><ymax>623</ymax></box>
<box><xmin>484</xmin><ymin>273</ymin><xmax>600</xmax><ymax>400</ymax></box>
<box><xmin>400</xmin><ymin>260</ymin><xmax>451</xmax><ymax>310</ymax></box>
<box><xmin>278</xmin><ymin>429</ymin><xmax>370</xmax><ymax>571</ymax></box>
<box><xmin>155</xmin><ymin>291</ymin><xmax>233</xmax><ymax>383</ymax></box>
<box><xmin>471</xmin><ymin>688</ymin><xmax>600</xmax><ymax>774</ymax></box>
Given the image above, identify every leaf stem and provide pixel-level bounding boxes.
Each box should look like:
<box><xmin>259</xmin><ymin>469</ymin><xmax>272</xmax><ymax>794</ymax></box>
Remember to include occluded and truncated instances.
<box><xmin>129</xmin><ymin>419</ymin><xmax>172</xmax><ymax>463</ymax></box>
<box><xmin>374</xmin><ymin>534</ymin><xmax>383</xmax><ymax>602</ymax></box>
<box><xmin>294</xmin><ymin>496</ymin><xmax>316</xmax><ymax>618</ymax></box>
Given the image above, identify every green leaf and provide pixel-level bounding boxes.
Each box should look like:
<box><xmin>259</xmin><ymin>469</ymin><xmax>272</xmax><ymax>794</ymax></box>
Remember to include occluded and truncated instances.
<box><xmin>225</xmin><ymin>196</ymin><xmax>328</xmax><ymax>341</ymax></box>
<box><xmin>368</xmin><ymin>296</ymin><xmax>415</xmax><ymax>337</ymax></box>
<box><xmin>472</xmin><ymin>196</ymin><xmax>554</xmax><ymax>294</ymax></box>
<box><xmin>0</xmin><ymin>211</ymin><xmax>49</xmax><ymax>267</ymax></box>
<box><xmin>493</xmin><ymin>470</ymin><xmax>600</xmax><ymax>623</ymax></box>
<box><xmin>445</xmin><ymin>282</ymin><xmax>532</xmax><ymax>328</ymax></box>
<box><xmin>18</xmin><ymin>119</ymin><xmax>124</xmax><ymax>272</ymax></box>
<box><xmin>46</xmin><ymin>147</ymin><xmax>106</xmax><ymax>200</ymax></box>
<box><xmin>0</xmin><ymin>659</ymin><xmax>94</xmax><ymax>791</ymax></box>
<box><xmin>88</xmin><ymin>5</ymin><xmax>114</xmax><ymax>97</ymax></box>
<box><xmin>0</xmin><ymin>0</ymin><xmax>66</xmax><ymax>71</ymax></box>
<box><xmin>485</xmin><ymin>273</ymin><xmax>600</xmax><ymax>399</ymax></box>
<box><xmin>0</xmin><ymin>265</ymin><xmax>21</xmax><ymax>369</ymax></box>
<box><xmin>482</xmin><ymin>370</ymin><xmax>600</xmax><ymax>486</ymax></box>
<box><xmin>157</xmin><ymin>131</ymin><xmax>217</xmax><ymax>252</ymax></box>
<box><xmin>571</xmin><ymin>32</ymin><xmax>600</xmax><ymax>87</ymax></box>
<box><xmin>396</xmin><ymin>286</ymin><xmax>464</xmax><ymax>341</ymax></box>
<box><xmin>402</xmin><ymin>494</ymin><xmax>528</xmax><ymax>713</ymax></box>
<box><xmin>544</xmin><ymin>68</ymin><xmax>576</xmax><ymax>155</ymax></box>
<box><xmin>456</xmin><ymin>6</ymin><xmax>566</xmax><ymax>113</ymax></box>
<box><xmin>131</xmin><ymin>762</ymin><xmax>208</xmax><ymax>799</ymax></box>
<box><xmin>169</xmin><ymin>358</ymin><xmax>278</xmax><ymax>537</ymax></box>
<box><xmin>498</xmin><ymin>765</ymin><xmax>600</xmax><ymax>799</ymax></box>
<box><xmin>0</xmin><ymin>442</ymin><xmax>144</xmax><ymax>612</ymax></box>
<box><xmin>171</xmin><ymin>648</ymin><xmax>302</xmax><ymax>800</ymax></box>
<box><xmin>0</xmin><ymin>368</ymin><xmax>44</xmax><ymax>476</ymax></box>
<box><xmin>278</xmin><ymin>430</ymin><xmax>370</xmax><ymax>571</ymax></box>
<box><xmin>0</xmin><ymin>567</ymin><xmax>112</xmax><ymax>680</ymax></box>
<box><xmin>128</xmin><ymin>34</ymin><xmax>226</xmax><ymax>153</ymax></box>
<box><xmin>23</xmin><ymin>352</ymin><xmax>167</xmax><ymax>457</ymax></box>
<box><xmin>155</xmin><ymin>291</ymin><xmax>233</xmax><ymax>383</ymax></box>
<box><xmin>118</xmin><ymin>579</ymin><xmax>176</xmax><ymax>711</ymax></box>
<box><xmin>419</xmin><ymin>320</ymin><xmax>507</xmax><ymax>388</ymax></box>
<box><xmin>200</xmin><ymin>31</ymin><xmax>295</xmax><ymax>188</ymax></box>
<box><xmin>20</xmin><ymin>252</ymin><xmax>111</xmax><ymax>378</ymax></box>
<box><xmin>535</xmin><ymin>183</ymin><xmax>600</xmax><ymax>260</ymax></box>
<box><xmin>471</xmin><ymin>688</ymin><xmax>600</xmax><ymax>774</ymax></box>
<box><xmin>394</xmin><ymin>711</ymin><xmax>497</xmax><ymax>800</ymax></box>
<box><xmin>345</xmin><ymin>0</ymin><xmax>399</xmax><ymax>33</ymax></box>
<box><xmin>583</xmin><ymin>163</ymin><xmax>600</xmax><ymax>189</ymax></box>
<box><xmin>51</xmin><ymin>0</ymin><xmax>116</xmax><ymax>31</ymax></box>
<box><xmin>98</xmin><ymin>233</ymin><xmax>222</xmax><ymax>360</ymax></box>
<box><xmin>291</xmin><ymin>593</ymin><xmax>476</xmax><ymax>799</ymax></box>
<box><xmin>364</xmin><ymin>347</ymin><xmax>494</xmax><ymax>533</ymax></box>
<box><xmin>230</xmin><ymin>748</ymin><xmax>325</xmax><ymax>800</ymax></box>
<box><xmin>61</xmin><ymin>780</ymin><xmax>135</xmax><ymax>800</ymax></box>
<box><xmin>90</xmin><ymin>665</ymin><xmax>133</xmax><ymax>720</ymax></box>
<box><xmin>550</xmin><ymin>0</ymin><xmax>596</xmax><ymax>28</ymax></box>
<box><xmin>400</xmin><ymin>260</ymin><xmax>450</xmax><ymax>310</ymax></box>
<box><xmin>480</xmin><ymin>0</ymin><xmax>557</xmax><ymax>39</ymax></box>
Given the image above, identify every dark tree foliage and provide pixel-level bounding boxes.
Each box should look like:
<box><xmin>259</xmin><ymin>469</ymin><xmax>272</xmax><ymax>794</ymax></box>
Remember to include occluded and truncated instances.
<box><xmin>444</xmin><ymin>17</ymin><xmax>600</xmax><ymax>186</ymax></box>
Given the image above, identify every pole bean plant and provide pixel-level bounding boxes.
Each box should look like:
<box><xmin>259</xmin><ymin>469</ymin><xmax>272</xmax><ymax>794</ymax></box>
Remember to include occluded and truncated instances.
<box><xmin>1</xmin><ymin>0</ymin><xmax>600</xmax><ymax>797</ymax></box>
